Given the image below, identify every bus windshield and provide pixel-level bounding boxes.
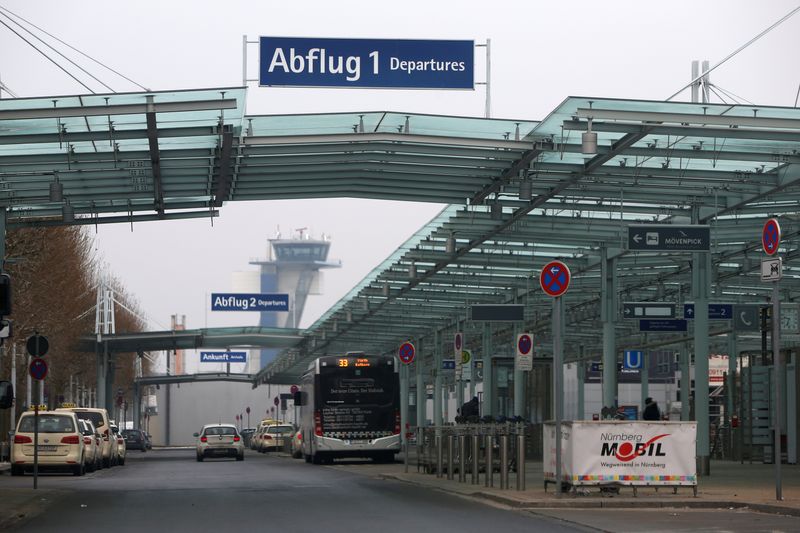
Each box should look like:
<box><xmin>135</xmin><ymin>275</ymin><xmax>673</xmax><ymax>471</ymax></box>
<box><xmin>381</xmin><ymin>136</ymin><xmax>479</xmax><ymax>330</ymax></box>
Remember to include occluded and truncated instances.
<box><xmin>319</xmin><ymin>366</ymin><xmax>395</xmax><ymax>406</ymax></box>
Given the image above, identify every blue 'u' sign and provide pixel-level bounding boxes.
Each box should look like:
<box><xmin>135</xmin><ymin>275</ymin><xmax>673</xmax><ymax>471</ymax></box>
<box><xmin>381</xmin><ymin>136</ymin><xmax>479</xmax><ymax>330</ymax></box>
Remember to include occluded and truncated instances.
<box><xmin>259</xmin><ymin>37</ymin><xmax>474</xmax><ymax>89</ymax></box>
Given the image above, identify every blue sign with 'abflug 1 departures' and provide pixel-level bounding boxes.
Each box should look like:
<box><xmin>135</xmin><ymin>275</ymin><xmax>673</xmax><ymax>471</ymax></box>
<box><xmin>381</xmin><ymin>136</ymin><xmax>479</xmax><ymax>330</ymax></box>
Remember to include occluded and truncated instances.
<box><xmin>200</xmin><ymin>351</ymin><xmax>247</xmax><ymax>363</ymax></box>
<box><xmin>259</xmin><ymin>37</ymin><xmax>474</xmax><ymax>89</ymax></box>
<box><xmin>211</xmin><ymin>293</ymin><xmax>289</xmax><ymax>312</ymax></box>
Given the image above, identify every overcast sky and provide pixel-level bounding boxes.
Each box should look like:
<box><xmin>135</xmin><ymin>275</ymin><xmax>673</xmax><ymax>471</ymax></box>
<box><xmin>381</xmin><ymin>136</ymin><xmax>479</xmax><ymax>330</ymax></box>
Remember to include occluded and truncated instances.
<box><xmin>1</xmin><ymin>1</ymin><xmax>798</xmax><ymax>370</ymax></box>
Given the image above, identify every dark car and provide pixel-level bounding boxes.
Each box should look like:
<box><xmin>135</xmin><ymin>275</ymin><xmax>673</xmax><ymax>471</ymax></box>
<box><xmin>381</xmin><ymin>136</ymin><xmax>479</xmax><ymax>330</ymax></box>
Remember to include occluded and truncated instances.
<box><xmin>122</xmin><ymin>429</ymin><xmax>148</xmax><ymax>452</ymax></box>
<box><xmin>240</xmin><ymin>428</ymin><xmax>256</xmax><ymax>448</ymax></box>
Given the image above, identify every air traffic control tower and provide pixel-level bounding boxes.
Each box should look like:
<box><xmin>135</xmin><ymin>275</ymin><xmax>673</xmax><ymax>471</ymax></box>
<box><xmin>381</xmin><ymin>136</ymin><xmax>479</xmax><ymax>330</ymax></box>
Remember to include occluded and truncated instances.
<box><xmin>250</xmin><ymin>229</ymin><xmax>340</xmax><ymax>369</ymax></box>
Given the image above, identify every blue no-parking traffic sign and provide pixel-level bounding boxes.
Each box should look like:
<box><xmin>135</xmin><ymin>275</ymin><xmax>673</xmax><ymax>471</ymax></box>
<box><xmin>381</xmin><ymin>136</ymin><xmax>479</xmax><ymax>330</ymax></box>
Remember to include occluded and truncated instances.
<box><xmin>29</xmin><ymin>357</ymin><xmax>48</xmax><ymax>380</ymax></box>
<box><xmin>539</xmin><ymin>261</ymin><xmax>570</xmax><ymax>297</ymax></box>
<box><xmin>398</xmin><ymin>341</ymin><xmax>415</xmax><ymax>364</ymax></box>
<box><xmin>762</xmin><ymin>218</ymin><xmax>781</xmax><ymax>256</ymax></box>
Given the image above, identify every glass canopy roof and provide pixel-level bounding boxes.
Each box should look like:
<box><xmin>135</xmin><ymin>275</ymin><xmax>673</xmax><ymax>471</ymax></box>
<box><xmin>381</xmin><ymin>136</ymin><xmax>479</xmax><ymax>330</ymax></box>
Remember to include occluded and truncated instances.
<box><xmin>2</xmin><ymin>87</ymin><xmax>799</xmax><ymax>384</ymax></box>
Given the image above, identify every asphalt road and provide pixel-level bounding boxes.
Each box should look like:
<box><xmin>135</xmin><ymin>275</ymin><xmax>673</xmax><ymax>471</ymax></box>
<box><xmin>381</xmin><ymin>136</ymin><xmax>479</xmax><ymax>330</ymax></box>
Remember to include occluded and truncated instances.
<box><xmin>2</xmin><ymin>449</ymin><xmax>584</xmax><ymax>533</ymax></box>
<box><xmin>4</xmin><ymin>450</ymin><xmax>799</xmax><ymax>532</ymax></box>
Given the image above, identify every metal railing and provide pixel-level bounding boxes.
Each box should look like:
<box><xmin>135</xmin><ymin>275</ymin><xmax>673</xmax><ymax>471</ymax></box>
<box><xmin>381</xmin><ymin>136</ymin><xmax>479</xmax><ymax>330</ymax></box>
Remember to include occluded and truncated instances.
<box><xmin>414</xmin><ymin>422</ymin><xmax>531</xmax><ymax>491</ymax></box>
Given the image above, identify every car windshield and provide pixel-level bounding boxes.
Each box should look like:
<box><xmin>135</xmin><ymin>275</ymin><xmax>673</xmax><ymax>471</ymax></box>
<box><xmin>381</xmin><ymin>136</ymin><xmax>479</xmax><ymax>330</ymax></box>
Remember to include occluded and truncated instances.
<box><xmin>74</xmin><ymin>412</ymin><xmax>105</xmax><ymax>428</ymax></box>
<box><xmin>204</xmin><ymin>426</ymin><xmax>237</xmax><ymax>436</ymax></box>
<box><xmin>122</xmin><ymin>430</ymin><xmax>140</xmax><ymax>437</ymax></box>
<box><xmin>267</xmin><ymin>426</ymin><xmax>294</xmax><ymax>435</ymax></box>
<box><xmin>19</xmin><ymin>415</ymin><xmax>75</xmax><ymax>433</ymax></box>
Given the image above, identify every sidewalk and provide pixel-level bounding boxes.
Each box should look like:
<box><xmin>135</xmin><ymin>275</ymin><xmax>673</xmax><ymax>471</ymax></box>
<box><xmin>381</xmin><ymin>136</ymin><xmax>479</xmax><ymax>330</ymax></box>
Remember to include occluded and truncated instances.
<box><xmin>368</xmin><ymin>457</ymin><xmax>800</xmax><ymax>517</ymax></box>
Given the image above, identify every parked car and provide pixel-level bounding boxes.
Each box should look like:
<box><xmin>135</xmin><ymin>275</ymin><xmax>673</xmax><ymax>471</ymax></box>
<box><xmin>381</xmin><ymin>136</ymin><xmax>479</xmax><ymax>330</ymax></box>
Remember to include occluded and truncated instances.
<box><xmin>77</xmin><ymin>419</ymin><xmax>102</xmax><ymax>472</ymax></box>
<box><xmin>290</xmin><ymin>429</ymin><xmax>303</xmax><ymax>459</ymax></box>
<box><xmin>194</xmin><ymin>424</ymin><xmax>244</xmax><ymax>461</ymax></box>
<box><xmin>122</xmin><ymin>429</ymin><xmax>148</xmax><ymax>451</ymax></box>
<box><xmin>12</xmin><ymin>410</ymin><xmax>86</xmax><ymax>476</ymax></box>
<box><xmin>110</xmin><ymin>424</ymin><xmax>126</xmax><ymax>466</ymax></box>
<box><xmin>240</xmin><ymin>427</ymin><xmax>256</xmax><ymax>448</ymax></box>
<box><xmin>144</xmin><ymin>433</ymin><xmax>153</xmax><ymax>449</ymax></box>
<box><xmin>56</xmin><ymin>407</ymin><xmax>114</xmax><ymax>468</ymax></box>
<box><xmin>260</xmin><ymin>423</ymin><xmax>295</xmax><ymax>452</ymax></box>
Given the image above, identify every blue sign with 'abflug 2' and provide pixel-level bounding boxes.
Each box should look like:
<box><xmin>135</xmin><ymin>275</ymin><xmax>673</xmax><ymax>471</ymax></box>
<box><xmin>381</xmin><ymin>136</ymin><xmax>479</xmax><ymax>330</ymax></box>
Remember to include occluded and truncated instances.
<box><xmin>259</xmin><ymin>37</ymin><xmax>474</xmax><ymax>89</ymax></box>
<box><xmin>211</xmin><ymin>293</ymin><xmax>289</xmax><ymax>312</ymax></box>
<box><xmin>200</xmin><ymin>351</ymin><xmax>247</xmax><ymax>363</ymax></box>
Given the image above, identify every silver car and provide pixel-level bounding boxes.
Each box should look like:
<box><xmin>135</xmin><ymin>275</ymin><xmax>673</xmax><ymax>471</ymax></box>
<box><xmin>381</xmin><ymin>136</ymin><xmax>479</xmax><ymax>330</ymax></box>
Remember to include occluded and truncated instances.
<box><xmin>194</xmin><ymin>424</ymin><xmax>244</xmax><ymax>461</ymax></box>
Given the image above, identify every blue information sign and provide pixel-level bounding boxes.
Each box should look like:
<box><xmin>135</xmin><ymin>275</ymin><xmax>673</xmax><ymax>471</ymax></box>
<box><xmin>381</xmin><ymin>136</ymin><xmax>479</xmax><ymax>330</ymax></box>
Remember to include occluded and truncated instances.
<box><xmin>442</xmin><ymin>359</ymin><xmax>456</xmax><ymax>370</ymax></box>
<box><xmin>200</xmin><ymin>351</ymin><xmax>247</xmax><ymax>363</ymax></box>
<box><xmin>684</xmin><ymin>303</ymin><xmax>733</xmax><ymax>320</ymax></box>
<box><xmin>211</xmin><ymin>293</ymin><xmax>288</xmax><ymax>312</ymax></box>
<box><xmin>639</xmin><ymin>319</ymin><xmax>688</xmax><ymax>332</ymax></box>
<box><xmin>259</xmin><ymin>37</ymin><xmax>474</xmax><ymax>89</ymax></box>
<box><xmin>623</xmin><ymin>350</ymin><xmax>643</xmax><ymax>370</ymax></box>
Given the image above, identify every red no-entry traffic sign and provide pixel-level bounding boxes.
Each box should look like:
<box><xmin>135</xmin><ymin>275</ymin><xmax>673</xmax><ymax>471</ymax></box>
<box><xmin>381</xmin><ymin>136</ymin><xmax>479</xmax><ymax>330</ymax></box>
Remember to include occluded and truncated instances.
<box><xmin>540</xmin><ymin>260</ymin><xmax>571</xmax><ymax>297</ymax></box>
<box><xmin>398</xmin><ymin>341</ymin><xmax>415</xmax><ymax>364</ymax></box>
<box><xmin>517</xmin><ymin>333</ymin><xmax>533</xmax><ymax>356</ymax></box>
<box><xmin>762</xmin><ymin>218</ymin><xmax>781</xmax><ymax>256</ymax></box>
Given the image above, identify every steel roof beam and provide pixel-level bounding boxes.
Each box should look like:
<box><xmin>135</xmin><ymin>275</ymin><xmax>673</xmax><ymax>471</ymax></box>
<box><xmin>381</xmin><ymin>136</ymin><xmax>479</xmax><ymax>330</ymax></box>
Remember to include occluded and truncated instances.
<box><xmin>0</xmin><ymin>98</ymin><xmax>238</xmax><ymax>121</ymax></box>
<box><xmin>145</xmin><ymin>97</ymin><xmax>165</xmax><ymax>217</ymax></box>
<box><xmin>562</xmin><ymin>120</ymin><xmax>800</xmax><ymax>143</ymax></box>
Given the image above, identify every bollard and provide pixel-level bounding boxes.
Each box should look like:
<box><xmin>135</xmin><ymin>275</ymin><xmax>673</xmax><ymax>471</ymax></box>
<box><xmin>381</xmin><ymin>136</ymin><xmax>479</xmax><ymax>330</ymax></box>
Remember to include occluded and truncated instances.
<box><xmin>485</xmin><ymin>433</ymin><xmax>493</xmax><ymax>487</ymax></box>
<box><xmin>458</xmin><ymin>434</ymin><xmax>466</xmax><ymax>483</ymax></box>
<box><xmin>447</xmin><ymin>434</ymin><xmax>455</xmax><ymax>481</ymax></box>
<box><xmin>471</xmin><ymin>432</ymin><xmax>480</xmax><ymax>485</ymax></box>
<box><xmin>499</xmin><ymin>434</ymin><xmax>509</xmax><ymax>489</ymax></box>
<box><xmin>436</xmin><ymin>434</ymin><xmax>443</xmax><ymax>478</ymax></box>
<box><xmin>516</xmin><ymin>432</ymin><xmax>526</xmax><ymax>491</ymax></box>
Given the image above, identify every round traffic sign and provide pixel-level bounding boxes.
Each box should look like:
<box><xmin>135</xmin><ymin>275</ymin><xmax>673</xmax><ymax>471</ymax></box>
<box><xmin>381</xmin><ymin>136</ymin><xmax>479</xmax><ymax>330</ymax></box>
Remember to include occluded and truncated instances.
<box><xmin>461</xmin><ymin>349</ymin><xmax>471</xmax><ymax>365</ymax></box>
<box><xmin>762</xmin><ymin>218</ymin><xmax>781</xmax><ymax>256</ymax></box>
<box><xmin>454</xmin><ymin>332</ymin><xmax>462</xmax><ymax>352</ymax></box>
<box><xmin>29</xmin><ymin>357</ymin><xmax>48</xmax><ymax>380</ymax></box>
<box><xmin>290</xmin><ymin>385</ymin><xmax>298</xmax><ymax>395</ymax></box>
<box><xmin>246</xmin><ymin>406</ymin><xmax>251</xmax><ymax>414</ymax></box>
<box><xmin>517</xmin><ymin>333</ymin><xmax>533</xmax><ymax>356</ymax></box>
<box><xmin>274</xmin><ymin>396</ymin><xmax>280</xmax><ymax>406</ymax></box>
<box><xmin>26</xmin><ymin>334</ymin><xmax>49</xmax><ymax>357</ymax></box>
<box><xmin>539</xmin><ymin>260</ymin><xmax>571</xmax><ymax>297</ymax></box>
<box><xmin>398</xmin><ymin>341</ymin><xmax>415</xmax><ymax>364</ymax></box>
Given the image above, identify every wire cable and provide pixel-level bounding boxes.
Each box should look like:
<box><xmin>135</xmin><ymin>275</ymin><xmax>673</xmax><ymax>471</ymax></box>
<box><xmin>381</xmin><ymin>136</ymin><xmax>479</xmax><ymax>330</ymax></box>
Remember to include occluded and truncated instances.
<box><xmin>0</xmin><ymin>5</ymin><xmax>150</xmax><ymax>92</ymax></box>
<box><xmin>709</xmin><ymin>84</ymin><xmax>756</xmax><ymax>106</ymax></box>
<box><xmin>0</xmin><ymin>15</ymin><xmax>94</xmax><ymax>93</ymax></box>
<box><xmin>0</xmin><ymin>80</ymin><xmax>18</xmax><ymax>98</ymax></box>
<box><xmin>666</xmin><ymin>5</ymin><xmax>800</xmax><ymax>101</ymax></box>
<box><xmin>0</xmin><ymin>10</ymin><xmax>114</xmax><ymax>92</ymax></box>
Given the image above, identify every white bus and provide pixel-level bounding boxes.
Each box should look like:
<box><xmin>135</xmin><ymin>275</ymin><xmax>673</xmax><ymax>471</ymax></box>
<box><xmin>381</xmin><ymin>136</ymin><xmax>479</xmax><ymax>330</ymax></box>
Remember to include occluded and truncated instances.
<box><xmin>298</xmin><ymin>353</ymin><xmax>400</xmax><ymax>464</ymax></box>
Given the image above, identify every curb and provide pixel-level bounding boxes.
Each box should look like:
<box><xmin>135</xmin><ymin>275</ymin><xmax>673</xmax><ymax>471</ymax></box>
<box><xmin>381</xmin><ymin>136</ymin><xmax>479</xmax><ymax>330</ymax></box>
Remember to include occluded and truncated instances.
<box><xmin>378</xmin><ymin>473</ymin><xmax>800</xmax><ymax>517</ymax></box>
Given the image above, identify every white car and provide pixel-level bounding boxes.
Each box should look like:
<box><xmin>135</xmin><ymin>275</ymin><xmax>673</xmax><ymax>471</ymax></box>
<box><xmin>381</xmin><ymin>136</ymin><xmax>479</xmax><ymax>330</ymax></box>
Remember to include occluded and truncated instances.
<box><xmin>259</xmin><ymin>424</ymin><xmax>295</xmax><ymax>452</ymax></box>
<box><xmin>77</xmin><ymin>419</ymin><xmax>102</xmax><ymax>472</ymax></box>
<box><xmin>12</xmin><ymin>411</ymin><xmax>85</xmax><ymax>476</ymax></box>
<box><xmin>195</xmin><ymin>424</ymin><xmax>244</xmax><ymax>461</ymax></box>
<box><xmin>110</xmin><ymin>424</ymin><xmax>126</xmax><ymax>466</ymax></box>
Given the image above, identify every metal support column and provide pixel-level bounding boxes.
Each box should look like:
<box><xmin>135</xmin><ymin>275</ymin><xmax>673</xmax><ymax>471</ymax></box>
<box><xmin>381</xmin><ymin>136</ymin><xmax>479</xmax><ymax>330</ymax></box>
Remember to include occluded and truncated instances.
<box><xmin>400</xmin><ymin>362</ymin><xmax>409</xmax><ymax>449</ymax></box>
<box><xmin>772</xmin><ymin>281</ymin><xmax>783</xmax><ymax>500</ymax></box>
<box><xmin>96</xmin><ymin>343</ymin><xmax>106</xmax><ymax>414</ymax></box>
<box><xmin>694</xmin><ymin>250</ymin><xmax>711</xmax><ymax>475</ymax></box>
<box><xmin>416</xmin><ymin>338</ymin><xmax>425</xmax><ymax>427</ymax></box>
<box><xmin>577</xmin><ymin>345</ymin><xmax>585</xmax><ymax>420</ymax></box>
<box><xmin>482</xmin><ymin>323</ymin><xmax>493</xmax><ymax>417</ymax></box>
<box><xmin>513</xmin><ymin>325</ymin><xmax>524</xmax><ymax>418</ymax></box>
<box><xmin>641</xmin><ymin>335</ymin><xmax>650</xmax><ymax>413</ymax></box>
<box><xmin>681</xmin><ymin>344</ymin><xmax>691</xmax><ymax>421</ymax></box>
<box><xmin>434</xmin><ymin>330</ymin><xmax>443</xmax><ymax>428</ymax></box>
<box><xmin>601</xmin><ymin>248</ymin><xmax>618</xmax><ymax>410</ymax></box>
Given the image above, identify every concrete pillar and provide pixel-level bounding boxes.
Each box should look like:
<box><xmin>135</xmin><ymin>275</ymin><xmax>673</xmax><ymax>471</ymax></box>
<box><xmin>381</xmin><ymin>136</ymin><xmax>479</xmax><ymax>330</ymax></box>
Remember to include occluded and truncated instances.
<box><xmin>727</xmin><ymin>334</ymin><xmax>737</xmax><ymax>426</ymax></box>
<box><xmin>681</xmin><ymin>344</ymin><xmax>691</xmax><ymax>421</ymax></box>
<box><xmin>482</xmin><ymin>323</ymin><xmax>493</xmax><ymax>417</ymax></box>
<box><xmin>601</xmin><ymin>248</ymin><xmax>618</xmax><ymax>409</ymax></box>
<box><xmin>641</xmin><ymin>335</ymin><xmax>650</xmax><ymax>415</ymax></box>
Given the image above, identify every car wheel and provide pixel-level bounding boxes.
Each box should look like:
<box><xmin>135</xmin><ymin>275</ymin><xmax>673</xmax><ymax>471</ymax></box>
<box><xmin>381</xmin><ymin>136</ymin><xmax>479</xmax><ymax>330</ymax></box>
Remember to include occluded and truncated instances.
<box><xmin>141</xmin><ymin>445</ymin><xmax>147</xmax><ymax>452</ymax></box>
<box><xmin>10</xmin><ymin>466</ymin><xmax>23</xmax><ymax>476</ymax></box>
<box><xmin>103</xmin><ymin>457</ymin><xmax>111</xmax><ymax>468</ymax></box>
<box><xmin>73</xmin><ymin>463</ymin><xmax>85</xmax><ymax>476</ymax></box>
<box><xmin>236</xmin><ymin>453</ymin><xmax>244</xmax><ymax>461</ymax></box>
<box><xmin>196</xmin><ymin>454</ymin><xmax>203</xmax><ymax>462</ymax></box>
<box><xmin>118</xmin><ymin>457</ymin><xmax>125</xmax><ymax>466</ymax></box>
